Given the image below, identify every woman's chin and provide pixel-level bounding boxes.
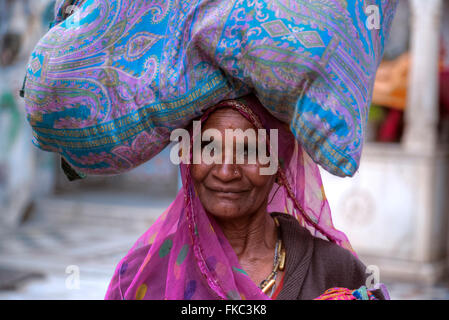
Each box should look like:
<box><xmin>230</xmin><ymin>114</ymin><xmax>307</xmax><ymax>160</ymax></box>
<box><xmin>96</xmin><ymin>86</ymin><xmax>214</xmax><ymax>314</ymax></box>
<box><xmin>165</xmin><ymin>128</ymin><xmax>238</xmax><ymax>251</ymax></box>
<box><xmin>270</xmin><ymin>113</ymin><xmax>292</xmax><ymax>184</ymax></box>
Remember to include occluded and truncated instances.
<box><xmin>206</xmin><ymin>203</ymin><xmax>248</xmax><ymax>221</ymax></box>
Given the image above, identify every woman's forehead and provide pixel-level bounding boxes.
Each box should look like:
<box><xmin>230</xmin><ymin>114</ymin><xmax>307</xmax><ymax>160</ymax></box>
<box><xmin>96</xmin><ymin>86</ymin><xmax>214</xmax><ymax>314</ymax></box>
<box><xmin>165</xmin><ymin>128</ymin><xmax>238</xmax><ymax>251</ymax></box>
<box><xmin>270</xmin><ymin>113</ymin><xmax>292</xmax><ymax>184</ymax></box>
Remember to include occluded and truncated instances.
<box><xmin>203</xmin><ymin>107</ymin><xmax>256</xmax><ymax>131</ymax></box>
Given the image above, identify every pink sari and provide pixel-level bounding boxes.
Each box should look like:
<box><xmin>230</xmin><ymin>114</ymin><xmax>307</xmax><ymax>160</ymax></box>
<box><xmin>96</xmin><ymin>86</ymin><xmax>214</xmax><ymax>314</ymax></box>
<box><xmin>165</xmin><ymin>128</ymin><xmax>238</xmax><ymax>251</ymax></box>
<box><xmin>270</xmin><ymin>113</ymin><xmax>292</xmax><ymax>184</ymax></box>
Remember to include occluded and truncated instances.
<box><xmin>105</xmin><ymin>94</ymin><xmax>354</xmax><ymax>300</ymax></box>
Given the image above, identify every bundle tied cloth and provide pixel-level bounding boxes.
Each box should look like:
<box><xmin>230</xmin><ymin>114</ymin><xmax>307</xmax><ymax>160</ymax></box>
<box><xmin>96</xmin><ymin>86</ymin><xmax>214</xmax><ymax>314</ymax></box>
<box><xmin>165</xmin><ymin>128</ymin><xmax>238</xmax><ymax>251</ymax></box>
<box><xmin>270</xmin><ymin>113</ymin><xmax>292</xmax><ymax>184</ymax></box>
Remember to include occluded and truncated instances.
<box><xmin>23</xmin><ymin>0</ymin><xmax>397</xmax><ymax>178</ymax></box>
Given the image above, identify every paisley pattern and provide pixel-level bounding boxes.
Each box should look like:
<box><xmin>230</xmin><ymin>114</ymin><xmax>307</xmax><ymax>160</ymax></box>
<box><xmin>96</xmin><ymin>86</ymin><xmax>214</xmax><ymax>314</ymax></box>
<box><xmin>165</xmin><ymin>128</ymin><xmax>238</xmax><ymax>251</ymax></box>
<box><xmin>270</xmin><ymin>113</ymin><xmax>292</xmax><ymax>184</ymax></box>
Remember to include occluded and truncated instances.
<box><xmin>105</xmin><ymin>95</ymin><xmax>356</xmax><ymax>300</ymax></box>
<box><xmin>314</xmin><ymin>286</ymin><xmax>378</xmax><ymax>300</ymax></box>
<box><xmin>24</xmin><ymin>0</ymin><xmax>397</xmax><ymax>177</ymax></box>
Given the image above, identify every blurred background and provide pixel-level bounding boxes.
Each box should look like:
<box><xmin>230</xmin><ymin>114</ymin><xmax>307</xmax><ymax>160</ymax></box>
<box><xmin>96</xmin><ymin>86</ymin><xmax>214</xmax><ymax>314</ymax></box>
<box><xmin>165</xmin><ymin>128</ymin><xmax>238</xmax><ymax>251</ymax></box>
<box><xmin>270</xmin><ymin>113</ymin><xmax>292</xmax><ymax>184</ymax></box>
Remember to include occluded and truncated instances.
<box><xmin>0</xmin><ymin>0</ymin><xmax>448</xmax><ymax>299</ymax></box>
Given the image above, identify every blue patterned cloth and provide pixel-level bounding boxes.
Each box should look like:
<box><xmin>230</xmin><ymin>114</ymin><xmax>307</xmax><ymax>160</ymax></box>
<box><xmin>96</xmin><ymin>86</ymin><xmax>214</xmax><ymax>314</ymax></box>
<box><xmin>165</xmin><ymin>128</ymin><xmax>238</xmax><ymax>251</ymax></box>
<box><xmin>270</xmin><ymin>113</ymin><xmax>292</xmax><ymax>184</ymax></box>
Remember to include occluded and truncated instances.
<box><xmin>23</xmin><ymin>0</ymin><xmax>397</xmax><ymax>177</ymax></box>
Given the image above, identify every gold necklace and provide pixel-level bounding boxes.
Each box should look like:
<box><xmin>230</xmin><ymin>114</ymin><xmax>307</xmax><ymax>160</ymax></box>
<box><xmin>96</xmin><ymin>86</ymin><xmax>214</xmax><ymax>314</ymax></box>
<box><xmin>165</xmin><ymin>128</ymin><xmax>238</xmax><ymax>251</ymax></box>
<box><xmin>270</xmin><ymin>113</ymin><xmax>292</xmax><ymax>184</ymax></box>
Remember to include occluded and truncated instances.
<box><xmin>259</xmin><ymin>217</ymin><xmax>286</xmax><ymax>296</ymax></box>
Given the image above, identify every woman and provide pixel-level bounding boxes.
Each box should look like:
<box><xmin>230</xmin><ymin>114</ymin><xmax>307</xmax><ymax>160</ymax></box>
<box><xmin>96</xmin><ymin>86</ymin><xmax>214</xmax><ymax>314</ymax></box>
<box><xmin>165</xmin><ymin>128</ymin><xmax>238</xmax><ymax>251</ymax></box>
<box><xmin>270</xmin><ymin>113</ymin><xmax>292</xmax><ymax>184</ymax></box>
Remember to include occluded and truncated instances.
<box><xmin>105</xmin><ymin>94</ymin><xmax>387</xmax><ymax>300</ymax></box>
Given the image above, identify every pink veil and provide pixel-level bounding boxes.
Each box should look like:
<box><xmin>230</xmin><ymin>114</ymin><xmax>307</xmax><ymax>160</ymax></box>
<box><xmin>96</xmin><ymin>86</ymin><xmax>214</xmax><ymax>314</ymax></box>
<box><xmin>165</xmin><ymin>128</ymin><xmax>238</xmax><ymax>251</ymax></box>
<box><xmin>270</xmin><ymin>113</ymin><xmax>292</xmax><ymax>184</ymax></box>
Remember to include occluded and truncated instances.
<box><xmin>105</xmin><ymin>94</ymin><xmax>354</xmax><ymax>300</ymax></box>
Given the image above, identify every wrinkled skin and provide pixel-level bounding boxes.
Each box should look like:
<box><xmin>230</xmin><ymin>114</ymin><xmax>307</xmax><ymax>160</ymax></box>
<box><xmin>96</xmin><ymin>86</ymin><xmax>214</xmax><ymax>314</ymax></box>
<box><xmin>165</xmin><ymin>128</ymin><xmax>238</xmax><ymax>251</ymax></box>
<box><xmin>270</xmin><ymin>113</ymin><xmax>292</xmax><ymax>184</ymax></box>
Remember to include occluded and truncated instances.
<box><xmin>190</xmin><ymin>107</ymin><xmax>282</xmax><ymax>291</ymax></box>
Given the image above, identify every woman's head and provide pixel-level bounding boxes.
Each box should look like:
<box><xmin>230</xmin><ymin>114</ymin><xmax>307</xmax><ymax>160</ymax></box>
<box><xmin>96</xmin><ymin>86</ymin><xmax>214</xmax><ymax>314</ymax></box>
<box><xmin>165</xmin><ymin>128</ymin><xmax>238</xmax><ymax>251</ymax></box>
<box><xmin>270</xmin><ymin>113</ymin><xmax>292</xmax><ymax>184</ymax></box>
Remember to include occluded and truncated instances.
<box><xmin>106</xmin><ymin>94</ymin><xmax>355</xmax><ymax>300</ymax></box>
<box><xmin>190</xmin><ymin>107</ymin><xmax>276</xmax><ymax>222</ymax></box>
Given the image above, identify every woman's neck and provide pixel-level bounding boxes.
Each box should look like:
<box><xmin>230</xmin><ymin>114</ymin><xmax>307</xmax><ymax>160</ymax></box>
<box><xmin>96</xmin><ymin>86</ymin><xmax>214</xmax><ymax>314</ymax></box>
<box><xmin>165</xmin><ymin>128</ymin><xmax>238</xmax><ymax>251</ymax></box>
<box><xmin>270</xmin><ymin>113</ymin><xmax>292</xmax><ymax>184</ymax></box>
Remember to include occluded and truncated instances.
<box><xmin>214</xmin><ymin>207</ymin><xmax>277</xmax><ymax>261</ymax></box>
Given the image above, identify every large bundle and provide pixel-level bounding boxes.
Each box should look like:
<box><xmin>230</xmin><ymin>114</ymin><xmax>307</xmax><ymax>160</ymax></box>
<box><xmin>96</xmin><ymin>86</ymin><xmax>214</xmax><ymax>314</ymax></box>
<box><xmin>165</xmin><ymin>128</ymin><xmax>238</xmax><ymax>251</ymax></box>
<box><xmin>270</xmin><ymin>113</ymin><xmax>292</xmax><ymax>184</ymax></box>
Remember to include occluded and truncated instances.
<box><xmin>23</xmin><ymin>0</ymin><xmax>397</xmax><ymax>177</ymax></box>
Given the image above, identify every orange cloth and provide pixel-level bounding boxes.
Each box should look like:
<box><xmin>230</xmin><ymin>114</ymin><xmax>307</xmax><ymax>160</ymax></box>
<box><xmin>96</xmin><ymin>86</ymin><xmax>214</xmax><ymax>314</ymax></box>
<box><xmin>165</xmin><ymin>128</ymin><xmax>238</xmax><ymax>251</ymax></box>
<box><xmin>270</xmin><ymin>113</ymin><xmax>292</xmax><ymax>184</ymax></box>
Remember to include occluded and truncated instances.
<box><xmin>372</xmin><ymin>53</ymin><xmax>409</xmax><ymax>110</ymax></box>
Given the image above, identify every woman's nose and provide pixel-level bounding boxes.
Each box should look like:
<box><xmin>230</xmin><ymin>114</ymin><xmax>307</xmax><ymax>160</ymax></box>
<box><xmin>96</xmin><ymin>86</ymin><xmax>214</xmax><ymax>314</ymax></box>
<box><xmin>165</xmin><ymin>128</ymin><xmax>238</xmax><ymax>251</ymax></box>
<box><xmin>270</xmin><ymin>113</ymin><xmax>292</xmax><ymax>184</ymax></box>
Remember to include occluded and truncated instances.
<box><xmin>212</xmin><ymin>163</ymin><xmax>241</xmax><ymax>182</ymax></box>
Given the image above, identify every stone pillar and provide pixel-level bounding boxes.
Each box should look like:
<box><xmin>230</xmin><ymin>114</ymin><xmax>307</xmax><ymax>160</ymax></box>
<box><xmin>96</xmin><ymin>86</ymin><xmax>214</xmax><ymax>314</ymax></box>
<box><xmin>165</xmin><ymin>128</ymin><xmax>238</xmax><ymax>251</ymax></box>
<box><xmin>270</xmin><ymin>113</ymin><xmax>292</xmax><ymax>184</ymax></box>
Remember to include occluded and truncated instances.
<box><xmin>403</xmin><ymin>0</ymin><xmax>443</xmax><ymax>153</ymax></box>
<box><xmin>403</xmin><ymin>0</ymin><xmax>448</xmax><ymax>269</ymax></box>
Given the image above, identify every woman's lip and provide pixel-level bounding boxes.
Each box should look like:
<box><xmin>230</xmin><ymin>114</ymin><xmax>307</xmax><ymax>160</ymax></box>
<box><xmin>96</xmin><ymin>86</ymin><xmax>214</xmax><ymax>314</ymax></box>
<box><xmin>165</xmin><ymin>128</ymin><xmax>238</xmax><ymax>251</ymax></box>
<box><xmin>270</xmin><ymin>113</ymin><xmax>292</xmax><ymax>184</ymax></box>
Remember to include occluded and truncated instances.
<box><xmin>206</xmin><ymin>186</ymin><xmax>248</xmax><ymax>193</ymax></box>
<box><xmin>210</xmin><ymin>191</ymin><xmax>244</xmax><ymax>200</ymax></box>
<box><xmin>205</xmin><ymin>186</ymin><xmax>249</xmax><ymax>196</ymax></box>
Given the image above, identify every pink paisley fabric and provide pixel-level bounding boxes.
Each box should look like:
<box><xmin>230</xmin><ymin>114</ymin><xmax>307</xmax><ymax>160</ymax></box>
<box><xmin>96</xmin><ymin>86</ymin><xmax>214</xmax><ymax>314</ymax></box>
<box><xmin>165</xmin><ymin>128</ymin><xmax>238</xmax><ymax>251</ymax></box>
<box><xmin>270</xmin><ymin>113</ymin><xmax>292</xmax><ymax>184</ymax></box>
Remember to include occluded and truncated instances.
<box><xmin>105</xmin><ymin>94</ymin><xmax>354</xmax><ymax>300</ymax></box>
<box><xmin>314</xmin><ymin>287</ymin><xmax>376</xmax><ymax>300</ymax></box>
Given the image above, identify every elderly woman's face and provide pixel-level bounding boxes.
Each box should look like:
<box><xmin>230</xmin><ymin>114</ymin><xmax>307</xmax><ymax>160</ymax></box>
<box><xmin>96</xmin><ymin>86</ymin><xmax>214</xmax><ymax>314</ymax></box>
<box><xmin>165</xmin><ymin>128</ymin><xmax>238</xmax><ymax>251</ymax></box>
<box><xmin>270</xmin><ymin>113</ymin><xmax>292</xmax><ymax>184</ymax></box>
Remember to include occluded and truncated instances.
<box><xmin>190</xmin><ymin>108</ymin><xmax>276</xmax><ymax>221</ymax></box>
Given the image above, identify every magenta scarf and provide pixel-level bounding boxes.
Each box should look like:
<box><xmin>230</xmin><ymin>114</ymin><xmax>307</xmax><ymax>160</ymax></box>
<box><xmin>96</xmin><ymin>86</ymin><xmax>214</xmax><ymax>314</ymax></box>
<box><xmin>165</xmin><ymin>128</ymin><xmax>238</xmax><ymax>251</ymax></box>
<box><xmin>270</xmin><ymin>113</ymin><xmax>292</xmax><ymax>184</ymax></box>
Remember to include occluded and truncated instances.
<box><xmin>104</xmin><ymin>95</ymin><xmax>354</xmax><ymax>300</ymax></box>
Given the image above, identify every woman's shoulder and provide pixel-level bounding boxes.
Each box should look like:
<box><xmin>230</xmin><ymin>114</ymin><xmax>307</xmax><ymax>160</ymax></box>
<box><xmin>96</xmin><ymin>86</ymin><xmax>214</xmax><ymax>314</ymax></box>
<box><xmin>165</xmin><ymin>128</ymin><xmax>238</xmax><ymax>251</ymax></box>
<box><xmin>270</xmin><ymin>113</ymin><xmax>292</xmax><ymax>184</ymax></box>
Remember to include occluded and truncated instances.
<box><xmin>313</xmin><ymin>231</ymin><xmax>361</xmax><ymax>262</ymax></box>
<box><xmin>272</xmin><ymin>212</ymin><xmax>366</xmax><ymax>273</ymax></box>
<box><xmin>308</xmin><ymin>233</ymin><xmax>388</xmax><ymax>299</ymax></box>
<box><xmin>272</xmin><ymin>212</ymin><xmax>369</xmax><ymax>299</ymax></box>
<box><xmin>311</xmin><ymin>234</ymin><xmax>367</xmax><ymax>280</ymax></box>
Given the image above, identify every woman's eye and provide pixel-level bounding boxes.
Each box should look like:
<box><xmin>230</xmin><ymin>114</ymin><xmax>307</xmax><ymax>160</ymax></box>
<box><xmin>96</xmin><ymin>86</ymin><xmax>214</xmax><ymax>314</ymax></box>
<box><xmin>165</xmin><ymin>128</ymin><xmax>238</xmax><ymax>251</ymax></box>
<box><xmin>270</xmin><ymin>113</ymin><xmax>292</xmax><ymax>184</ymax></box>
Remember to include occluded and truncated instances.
<box><xmin>201</xmin><ymin>142</ymin><xmax>222</xmax><ymax>158</ymax></box>
<box><xmin>201</xmin><ymin>142</ymin><xmax>212</xmax><ymax>152</ymax></box>
<box><xmin>242</xmin><ymin>144</ymin><xmax>258</xmax><ymax>163</ymax></box>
